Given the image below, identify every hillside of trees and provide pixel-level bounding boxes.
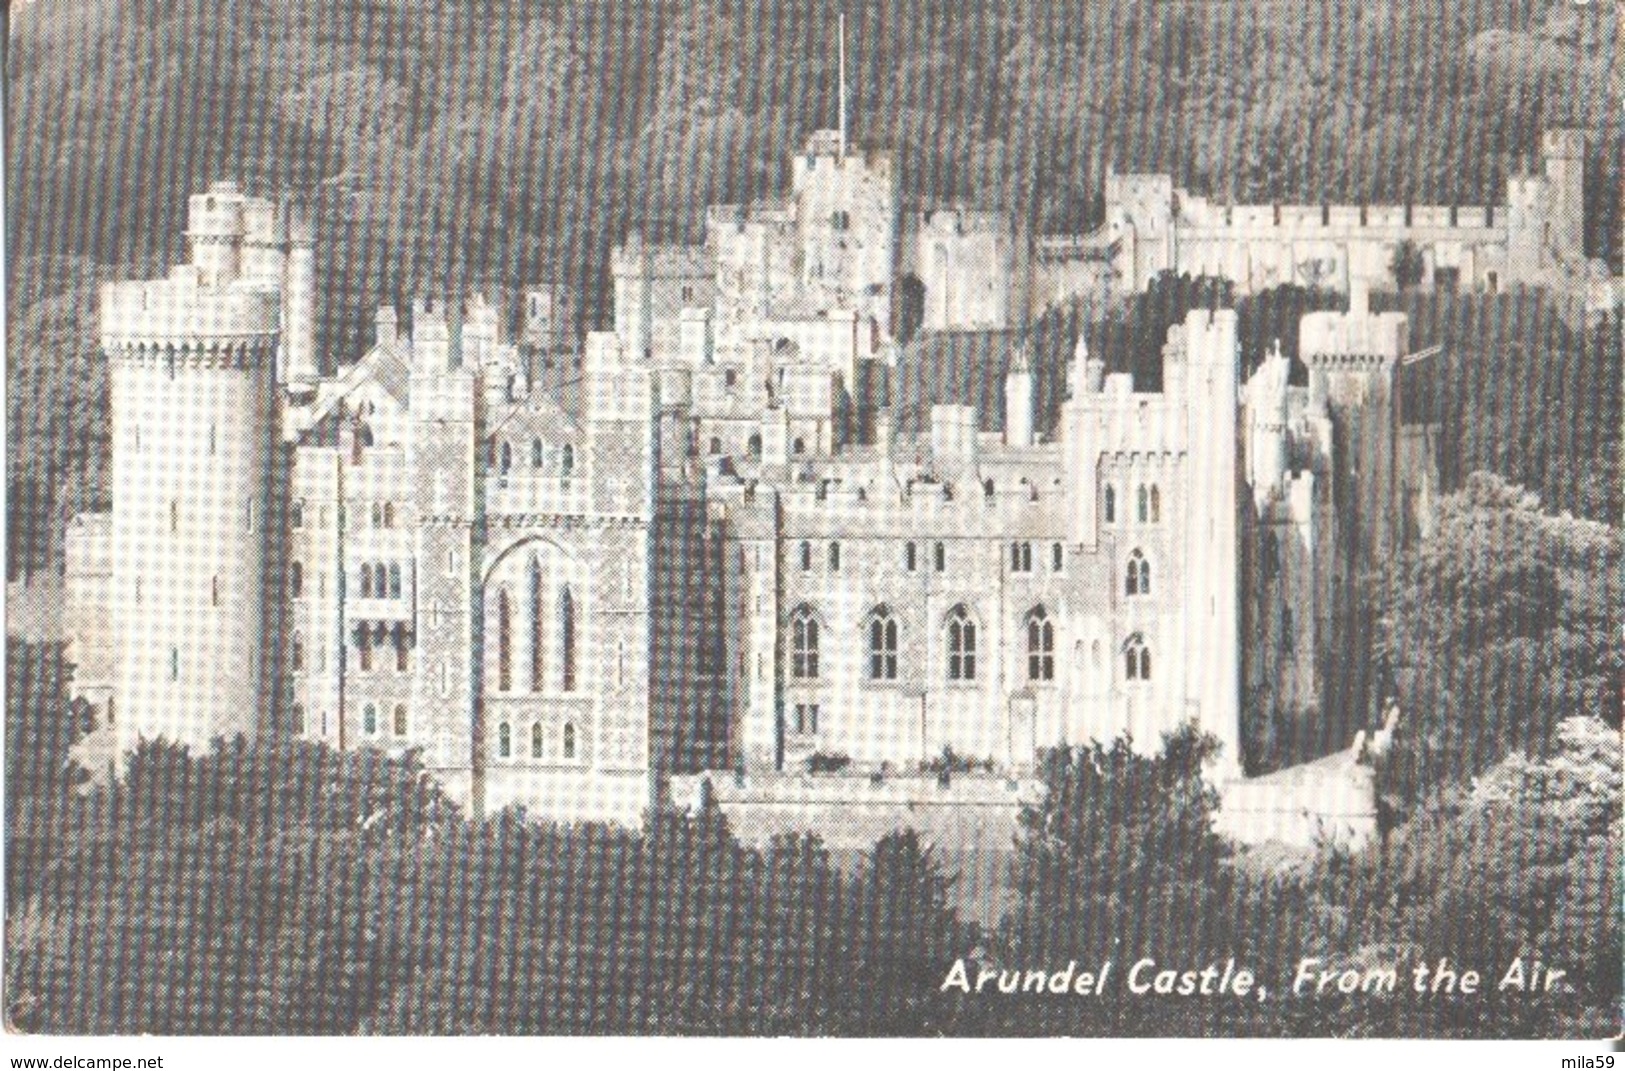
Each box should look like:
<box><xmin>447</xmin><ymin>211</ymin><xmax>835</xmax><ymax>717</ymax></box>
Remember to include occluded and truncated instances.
<box><xmin>6</xmin><ymin>0</ymin><xmax>1619</xmax><ymax>573</ymax></box>
<box><xmin>6</xmin><ymin>682</ymin><xmax>1616</xmax><ymax>1035</ymax></box>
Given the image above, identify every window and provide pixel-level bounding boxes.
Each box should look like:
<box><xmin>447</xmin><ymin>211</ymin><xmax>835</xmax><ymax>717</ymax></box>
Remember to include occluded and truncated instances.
<box><xmin>795</xmin><ymin>703</ymin><xmax>820</xmax><ymax>734</ymax></box>
<box><xmin>1137</xmin><ymin>485</ymin><xmax>1149</xmax><ymax>523</ymax></box>
<box><xmin>360</xmin><ymin>564</ymin><xmax>374</xmax><ymax>598</ymax></box>
<box><xmin>1281</xmin><ymin>607</ymin><xmax>1296</xmax><ymax>654</ymax></box>
<box><xmin>531</xmin><ymin>722</ymin><xmax>544</xmax><ymax>758</ymax></box>
<box><xmin>388</xmin><ymin>563</ymin><xmax>402</xmax><ymax>599</ymax></box>
<box><xmin>1103</xmin><ymin>485</ymin><xmax>1116</xmax><ymax>524</ymax></box>
<box><xmin>1011</xmin><ymin>542</ymin><xmax>1033</xmax><ymax>573</ymax></box>
<box><xmin>292</xmin><ymin>704</ymin><xmax>305</xmax><ymax>735</ymax></box>
<box><xmin>562</xmin><ymin>722</ymin><xmax>577</xmax><ymax>759</ymax></box>
<box><xmin>291</xmin><ymin>633</ymin><xmax>305</xmax><ymax>671</ymax></box>
<box><xmin>1124</xmin><ymin>635</ymin><xmax>1152</xmax><ymax>681</ymax></box>
<box><xmin>799</xmin><ymin>541</ymin><xmax>813</xmax><ymax>571</ymax></box>
<box><xmin>529</xmin><ymin>557</ymin><xmax>544</xmax><ymax>692</ymax></box>
<box><xmin>499</xmin><ymin>441</ymin><xmax>513</xmax><ymax>475</ymax></box>
<box><xmin>290</xmin><ymin>561</ymin><xmax>303</xmax><ymax>599</ymax></box>
<box><xmin>748</xmin><ymin>433</ymin><xmax>762</xmax><ymax>458</ymax></box>
<box><xmin>1027</xmin><ymin>607</ymin><xmax>1055</xmax><ymax>682</ymax></box>
<box><xmin>867</xmin><ymin>607</ymin><xmax>899</xmax><ymax>681</ymax></box>
<box><xmin>496</xmin><ymin>587</ymin><xmax>513</xmax><ymax>691</ymax></box>
<box><xmin>559</xmin><ymin>586</ymin><xmax>576</xmax><ymax>692</ymax></box>
<box><xmin>828</xmin><ymin>542</ymin><xmax>841</xmax><ymax>571</ymax></box>
<box><xmin>934</xmin><ymin>542</ymin><xmax>946</xmax><ymax>572</ymax></box>
<box><xmin>364</xmin><ymin>703</ymin><xmax>378</xmax><ymax>735</ymax></box>
<box><xmin>375</xmin><ymin>561</ymin><xmax>388</xmax><ymax>595</ymax></box>
<box><xmin>532</xmin><ymin>439</ymin><xmax>544</xmax><ymax>468</ymax></box>
<box><xmin>790</xmin><ymin>606</ymin><xmax>820</xmax><ymax>679</ymax></box>
<box><xmin>709</xmin><ymin>437</ymin><xmax>722</xmax><ymax>455</ymax></box>
<box><xmin>170</xmin><ymin>647</ymin><xmax>179</xmax><ymax>681</ymax></box>
<box><xmin>372</xmin><ymin>502</ymin><xmax>383</xmax><ymax>528</ymax></box>
<box><xmin>946</xmin><ymin>606</ymin><xmax>977</xmax><ymax>681</ymax></box>
<box><xmin>1126</xmin><ymin>549</ymin><xmax>1151</xmax><ymax>596</ymax></box>
<box><xmin>498</xmin><ymin>721</ymin><xmax>512</xmax><ymax>758</ymax></box>
<box><xmin>358</xmin><ymin>627</ymin><xmax>372</xmax><ymax>671</ymax></box>
<box><xmin>383</xmin><ymin>503</ymin><xmax>394</xmax><ymax>528</ymax></box>
<box><xmin>724</xmin><ymin>369</ymin><xmax>738</xmax><ymax>389</ymax></box>
<box><xmin>831</xmin><ymin>210</ymin><xmax>850</xmax><ymax>230</ymax></box>
<box><xmin>393</xmin><ymin>704</ymin><xmax>408</xmax><ymax>736</ymax></box>
<box><xmin>171</xmin><ymin>500</ymin><xmax>179</xmax><ymax>534</ymax></box>
<box><xmin>1052</xmin><ymin>543</ymin><xmax>1064</xmax><ymax>572</ymax></box>
<box><xmin>395</xmin><ymin>627</ymin><xmax>409</xmax><ymax>672</ymax></box>
<box><xmin>1263</xmin><ymin>531</ymin><xmax>1281</xmax><ymax>580</ymax></box>
<box><xmin>905</xmin><ymin>542</ymin><xmax>917</xmax><ymax>572</ymax></box>
<box><xmin>793</xmin><ymin>437</ymin><xmax>806</xmax><ymax>456</ymax></box>
<box><xmin>561</xmin><ymin>445</ymin><xmax>575</xmax><ymax>477</ymax></box>
<box><xmin>291</xmin><ymin>500</ymin><xmax>305</xmax><ymax>528</ymax></box>
<box><xmin>1149</xmin><ymin>485</ymin><xmax>1161</xmax><ymax>524</ymax></box>
<box><xmin>211</xmin><ymin>575</ymin><xmax>220</xmax><ymax>606</ymax></box>
<box><xmin>681</xmin><ymin>284</ymin><xmax>695</xmax><ymax>303</ymax></box>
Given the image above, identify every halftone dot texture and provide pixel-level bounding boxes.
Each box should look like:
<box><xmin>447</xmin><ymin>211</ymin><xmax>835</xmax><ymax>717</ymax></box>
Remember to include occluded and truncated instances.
<box><xmin>8</xmin><ymin>0</ymin><xmax>1621</xmax><ymax>1039</ymax></box>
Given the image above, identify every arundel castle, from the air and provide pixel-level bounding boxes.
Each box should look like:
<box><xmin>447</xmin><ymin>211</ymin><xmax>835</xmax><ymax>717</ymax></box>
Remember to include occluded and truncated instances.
<box><xmin>64</xmin><ymin>107</ymin><xmax>1597</xmax><ymax>843</ymax></box>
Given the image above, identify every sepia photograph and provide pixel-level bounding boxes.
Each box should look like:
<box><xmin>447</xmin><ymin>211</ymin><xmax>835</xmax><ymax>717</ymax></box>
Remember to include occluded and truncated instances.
<box><xmin>4</xmin><ymin>0</ymin><xmax>1619</xmax><ymax>1046</ymax></box>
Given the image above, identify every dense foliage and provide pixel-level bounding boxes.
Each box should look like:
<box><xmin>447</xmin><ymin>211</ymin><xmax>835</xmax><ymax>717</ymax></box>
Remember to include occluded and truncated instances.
<box><xmin>6</xmin><ymin>0</ymin><xmax>1619</xmax><ymax>571</ymax></box>
<box><xmin>6</xmin><ymin>720</ymin><xmax>1614</xmax><ymax>1036</ymax></box>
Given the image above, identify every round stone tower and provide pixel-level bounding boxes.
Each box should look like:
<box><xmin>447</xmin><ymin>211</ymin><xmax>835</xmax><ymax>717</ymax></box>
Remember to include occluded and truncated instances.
<box><xmin>103</xmin><ymin>181</ymin><xmax>282</xmax><ymax>755</ymax></box>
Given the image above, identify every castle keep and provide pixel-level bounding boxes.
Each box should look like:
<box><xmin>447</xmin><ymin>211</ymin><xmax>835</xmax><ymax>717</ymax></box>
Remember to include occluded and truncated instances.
<box><xmin>71</xmin><ymin>123</ymin><xmax>1597</xmax><ymax>832</ymax></box>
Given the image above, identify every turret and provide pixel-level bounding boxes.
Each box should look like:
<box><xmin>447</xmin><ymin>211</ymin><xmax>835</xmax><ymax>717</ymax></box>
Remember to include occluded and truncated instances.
<box><xmin>282</xmin><ymin>201</ymin><xmax>317</xmax><ymax>392</ymax></box>
<box><xmin>1005</xmin><ymin>339</ymin><xmax>1035</xmax><ymax>447</ymax></box>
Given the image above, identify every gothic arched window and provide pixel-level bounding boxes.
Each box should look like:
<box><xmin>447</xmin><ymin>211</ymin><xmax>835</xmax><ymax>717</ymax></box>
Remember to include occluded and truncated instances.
<box><xmin>529</xmin><ymin>556</ymin><xmax>545</xmax><ymax>692</ymax></box>
<box><xmin>388</xmin><ymin>563</ymin><xmax>402</xmax><ymax>599</ymax></box>
<box><xmin>561</xmin><ymin>444</ymin><xmax>575</xmax><ymax>477</ymax></box>
<box><xmin>499</xmin><ymin>441</ymin><xmax>513</xmax><ymax>475</ymax></box>
<box><xmin>498</xmin><ymin>721</ymin><xmax>511</xmax><ymax>758</ymax></box>
<box><xmin>748</xmin><ymin>433</ymin><xmax>763</xmax><ymax>458</ymax></box>
<box><xmin>799</xmin><ymin>541</ymin><xmax>813</xmax><ymax>571</ymax></box>
<box><xmin>1124</xmin><ymin>634</ymin><xmax>1152</xmax><ymax>681</ymax></box>
<box><xmin>531</xmin><ymin>721</ymin><xmax>544</xmax><ymax>759</ymax></box>
<box><xmin>867</xmin><ymin>607</ymin><xmax>899</xmax><ymax>681</ymax></box>
<box><xmin>532</xmin><ymin>439</ymin><xmax>544</xmax><ymax>468</ymax></box>
<box><xmin>1026</xmin><ymin>607</ymin><xmax>1055</xmax><ymax>682</ymax></box>
<box><xmin>1137</xmin><ymin>484</ymin><xmax>1149</xmax><ymax>523</ymax></box>
<box><xmin>290</xmin><ymin>561</ymin><xmax>303</xmax><ymax>599</ymax></box>
<box><xmin>364</xmin><ymin>703</ymin><xmax>378</xmax><ymax>735</ymax></box>
<box><xmin>790</xmin><ymin>606</ymin><xmax>820</xmax><ymax>679</ymax></box>
<box><xmin>559</xmin><ymin>586</ymin><xmax>576</xmax><ymax>692</ymax></box>
<box><xmin>1126</xmin><ymin>549</ymin><xmax>1151</xmax><ymax>596</ymax></box>
<box><xmin>562</xmin><ymin>722</ymin><xmax>577</xmax><ymax>759</ymax></box>
<box><xmin>291</xmin><ymin>633</ymin><xmax>305</xmax><ymax>671</ymax></box>
<box><xmin>393</xmin><ymin>703</ymin><xmax>407</xmax><ymax>736</ymax></box>
<box><xmin>496</xmin><ymin>587</ymin><xmax>513</xmax><ymax>692</ymax></box>
<box><xmin>1103</xmin><ymin>484</ymin><xmax>1116</xmax><ymax>524</ymax></box>
<box><xmin>1149</xmin><ymin>485</ymin><xmax>1161</xmax><ymax>523</ymax></box>
<box><xmin>946</xmin><ymin>605</ymin><xmax>977</xmax><ymax>681</ymax></box>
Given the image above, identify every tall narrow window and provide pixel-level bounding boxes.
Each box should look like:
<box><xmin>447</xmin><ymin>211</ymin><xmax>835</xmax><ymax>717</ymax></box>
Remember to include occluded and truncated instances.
<box><xmin>290</xmin><ymin>561</ymin><xmax>303</xmax><ymax>599</ymax></box>
<box><xmin>393</xmin><ymin>704</ymin><xmax>408</xmax><ymax>736</ymax></box>
<box><xmin>1126</xmin><ymin>549</ymin><xmax>1151</xmax><ymax>596</ymax></box>
<box><xmin>1011</xmin><ymin>542</ymin><xmax>1032</xmax><ymax>573</ymax></box>
<box><xmin>867</xmin><ymin>607</ymin><xmax>899</xmax><ymax>681</ymax></box>
<box><xmin>946</xmin><ymin>606</ymin><xmax>977</xmax><ymax>681</ymax></box>
<box><xmin>934</xmin><ymin>542</ymin><xmax>946</xmax><ymax>572</ymax></box>
<box><xmin>790</xmin><ymin>606</ymin><xmax>820</xmax><ymax>679</ymax></box>
<box><xmin>1137</xmin><ymin>485</ymin><xmax>1149</xmax><ymax>523</ymax></box>
<box><xmin>499</xmin><ymin>441</ymin><xmax>513</xmax><ymax>474</ymax></box>
<box><xmin>395</xmin><ymin>626</ymin><xmax>409</xmax><ymax>672</ymax></box>
<box><xmin>1124</xmin><ymin>634</ymin><xmax>1151</xmax><ymax>681</ymax></box>
<box><xmin>905</xmin><ymin>542</ymin><xmax>917</xmax><ymax>571</ymax></box>
<box><xmin>496</xmin><ymin>587</ymin><xmax>513</xmax><ymax>691</ymax></box>
<box><xmin>1149</xmin><ymin>485</ymin><xmax>1161</xmax><ymax>523</ymax></box>
<box><xmin>170</xmin><ymin>647</ymin><xmax>179</xmax><ymax>681</ymax></box>
<box><xmin>529</xmin><ymin>556</ymin><xmax>544</xmax><ymax>692</ymax></box>
<box><xmin>361</xmin><ymin>564</ymin><xmax>374</xmax><ymax>598</ymax></box>
<box><xmin>498</xmin><ymin>721</ymin><xmax>511</xmax><ymax>758</ymax></box>
<box><xmin>388</xmin><ymin>563</ymin><xmax>402</xmax><ymax>598</ymax></box>
<box><xmin>1027</xmin><ymin>607</ymin><xmax>1055</xmax><ymax>682</ymax></box>
<box><xmin>1103</xmin><ymin>485</ymin><xmax>1116</xmax><ymax>524</ymax></box>
<box><xmin>559</xmin><ymin>586</ymin><xmax>576</xmax><ymax>692</ymax></box>
<box><xmin>291</xmin><ymin>633</ymin><xmax>305</xmax><ymax>671</ymax></box>
<box><xmin>561</xmin><ymin>445</ymin><xmax>575</xmax><ymax>477</ymax></box>
<box><xmin>531</xmin><ymin>721</ymin><xmax>544</xmax><ymax>758</ymax></box>
<box><xmin>211</xmin><ymin>576</ymin><xmax>220</xmax><ymax>606</ymax></box>
<box><xmin>828</xmin><ymin>542</ymin><xmax>841</xmax><ymax>571</ymax></box>
<box><xmin>209</xmin><ymin>424</ymin><xmax>217</xmax><ymax>455</ymax></box>
<box><xmin>799</xmin><ymin>541</ymin><xmax>813</xmax><ymax>571</ymax></box>
<box><xmin>373</xmin><ymin>502</ymin><xmax>383</xmax><ymax>528</ymax></box>
<box><xmin>364</xmin><ymin>703</ymin><xmax>378</xmax><ymax>735</ymax></box>
<box><xmin>291</xmin><ymin>499</ymin><xmax>305</xmax><ymax>528</ymax></box>
<box><xmin>532</xmin><ymin>439</ymin><xmax>544</xmax><ymax>468</ymax></box>
<box><xmin>562</xmin><ymin>722</ymin><xmax>576</xmax><ymax>759</ymax></box>
<box><xmin>383</xmin><ymin>503</ymin><xmax>394</xmax><ymax>528</ymax></box>
<box><xmin>358</xmin><ymin>627</ymin><xmax>372</xmax><ymax>671</ymax></box>
<box><xmin>1052</xmin><ymin>542</ymin><xmax>1064</xmax><ymax>572</ymax></box>
<box><xmin>171</xmin><ymin>500</ymin><xmax>179</xmax><ymax>534</ymax></box>
<box><xmin>292</xmin><ymin>704</ymin><xmax>305</xmax><ymax>735</ymax></box>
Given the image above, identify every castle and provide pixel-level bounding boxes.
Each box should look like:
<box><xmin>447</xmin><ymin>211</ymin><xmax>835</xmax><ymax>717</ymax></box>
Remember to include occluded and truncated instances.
<box><xmin>71</xmin><ymin>120</ymin><xmax>1597</xmax><ymax>832</ymax></box>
